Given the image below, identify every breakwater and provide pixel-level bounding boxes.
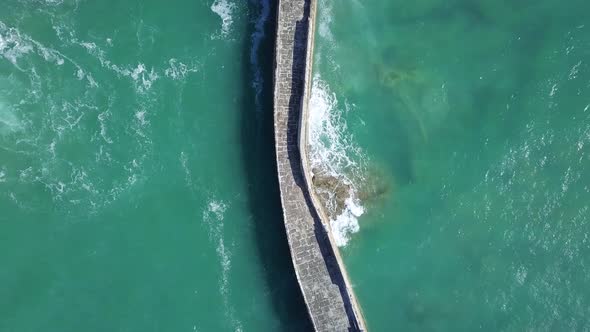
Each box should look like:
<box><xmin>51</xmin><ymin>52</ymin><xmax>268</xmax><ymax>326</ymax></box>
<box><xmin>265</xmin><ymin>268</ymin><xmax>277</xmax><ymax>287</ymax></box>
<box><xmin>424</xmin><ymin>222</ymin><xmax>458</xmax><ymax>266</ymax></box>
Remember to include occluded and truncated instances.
<box><xmin>272</xmin><ymin>0</ymin><xmax>367</xmax><ymax>330</ymax></box>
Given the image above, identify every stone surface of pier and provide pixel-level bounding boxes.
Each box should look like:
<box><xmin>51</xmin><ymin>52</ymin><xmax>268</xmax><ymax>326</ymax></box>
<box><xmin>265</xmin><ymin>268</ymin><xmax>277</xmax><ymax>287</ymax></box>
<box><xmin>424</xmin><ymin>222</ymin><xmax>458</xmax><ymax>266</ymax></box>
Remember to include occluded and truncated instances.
<box><xmin>273</xmin><ymin>0</ymin><xmax>367</xmax><ymax>331</ymax></box>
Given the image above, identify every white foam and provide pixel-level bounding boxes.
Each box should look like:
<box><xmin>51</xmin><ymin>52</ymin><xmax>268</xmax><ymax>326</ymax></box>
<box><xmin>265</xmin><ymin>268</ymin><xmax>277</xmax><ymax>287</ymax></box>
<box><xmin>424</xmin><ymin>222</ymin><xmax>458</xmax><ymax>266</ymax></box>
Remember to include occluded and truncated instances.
<box><xmin>164</xmin><ymin>58</ymin><xmax>198</xmax><ymax>80</ymax></box>
<box><xmin>1</xmin><ymin>21</ymin><xmax>97</xmax><ymax>90</ymax></box>
<box><xmin>75</xmin><ymin>68</ymin><xmax>85</xmax><ymax>80</ymax></box>
<box><xmin>34</xmin><ymin>42</ymin><xmax>64</xmax><ymax>65</ymax></box>
<box><xmin>515</xmin><ymin>266</ymin><xmax>527</xmax><ymax>285</ymax></box>
<box><xmin>0</xmin><ymin>168</ymin><xmax>6</xmax><ymax>183</ymax></box>
<box><xmin>127</xmin><ymin>63</ymin><xmax>159</xmax><ymax>93</ymax></box>
<box><xmin>75</xmin><ymin>40</ymin><xmax>158</xmax><ymax>92</ymax></box>
<box><xmin>308</xmin><ymin>76</ymin><xmax>366</xmax><ymax>246</ymax></box>
<box><xmin>80</xmin><ymin>42</ymin><xmax>97</xmax><ymax>51</ymax></box>
<box><xmin>97</xmin><ymin>110</ymin><xmax>113</xmax><ymax>144</ymax></box>
<box><xmin>211</xmin><ymin>0</ymin><xmax>234</xmax><ymax>39</ymax></box>
<box><xmin>309</xmin><ymin>76</ymin><xmax>362</xmax><ymax>177</ymax></box>
<box><xmin>179</xmin><ymin>151</ymin><xmax>192</xmax><ymax>187</ymax></box>
<box><xmin>205</xmin><ymin>199</ymin><xmax>228</xmax><ymax>222</ymax></box>
<box><xmin>130</xmin><ymin>64</ymin><xmax>145</xmax><ymax>81</ymax></box>
<box><xmin>549</xmin><ymin>83</ymin><xmax>558</xmax><ymax>97</ymax></box>
<box><xmin>216</xmin><ymin>236</ymin><xmax>231</xmax><ymax>293</ymax></box>
<box><xmin>569</xmin><ymin>60</ymin><xmax>582</xmax><ymax>80</ymax></box>
<box><xmin>134</xmin><ymin>110</ymin><xmax>148</xmax><ymax>126</ymax></box>
<box><xmin>85</xmin><ymin>58</ymin><xmax>158</xmax><ymax>92</ymax></box>
<box><xmin>330</xmin><ymin>196</ymin><xmax>363</xmax><ymax>246</ymax></box>
<box><xmin>309</xmin><ymin>6</ymin><xmax>369</xmax><ymax>246</ymax></box>
<box><xmin>202</xmin><ymin>198</ymin><xmax>242</xmax><ymax>331</ymax></box>
<box><xmin>0</xmin><ymin>21</ymin><xmax>34</xmax><ymax>66</ymax></box>
<box><xmin>42</xmin><ymin>0</ymin><xmax>64</xmax><ymax>5</ymax></box>
<box><xmin>0</xmin><ymin>23</ymin><xmax>159</xmax><ymax>213</ymax></box>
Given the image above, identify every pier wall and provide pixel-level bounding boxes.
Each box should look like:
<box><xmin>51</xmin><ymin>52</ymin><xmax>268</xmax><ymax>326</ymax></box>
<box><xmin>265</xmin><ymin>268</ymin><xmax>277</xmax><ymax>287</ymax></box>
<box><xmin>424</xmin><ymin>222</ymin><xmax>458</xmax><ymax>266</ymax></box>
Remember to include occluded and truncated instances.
<box><xmin>273</xmin><ymin>0</ymin><xmax>367</xmax><ymax>330</ymax></box>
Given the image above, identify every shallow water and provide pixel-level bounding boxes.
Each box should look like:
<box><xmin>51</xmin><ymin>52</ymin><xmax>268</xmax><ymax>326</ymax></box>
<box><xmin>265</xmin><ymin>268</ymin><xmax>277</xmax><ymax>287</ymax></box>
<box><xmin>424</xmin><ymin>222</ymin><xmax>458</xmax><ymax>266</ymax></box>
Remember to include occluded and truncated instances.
<box><xmin>312</xmin><ymin>0</ymin><xmax>590</xmax><ymax>330</ymax></box>
<box><xmin>0</xmin><ymin>0</ymin><xmax>311</xmax><ymax>331</ymax></box>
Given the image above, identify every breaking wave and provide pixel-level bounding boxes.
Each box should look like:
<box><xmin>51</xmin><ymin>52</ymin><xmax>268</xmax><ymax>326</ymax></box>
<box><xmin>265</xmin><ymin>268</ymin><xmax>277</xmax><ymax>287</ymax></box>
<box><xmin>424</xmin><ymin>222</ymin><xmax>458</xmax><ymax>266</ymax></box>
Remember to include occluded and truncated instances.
<box><xmin>308</xmin><ymin>75</ymin><xmax>366</xmax><ymax>246</ymax></box>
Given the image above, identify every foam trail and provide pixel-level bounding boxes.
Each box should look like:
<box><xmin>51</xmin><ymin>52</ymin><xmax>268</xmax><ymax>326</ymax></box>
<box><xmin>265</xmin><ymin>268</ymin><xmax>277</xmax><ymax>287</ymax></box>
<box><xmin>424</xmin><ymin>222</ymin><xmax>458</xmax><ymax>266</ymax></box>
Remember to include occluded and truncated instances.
<box><xmin>0</xmin><ymin>22</ymin><xmax>153</xmax><ymax>213</ymax></box>
<box><xmin>1</xmin><ymin>21</ymin><xmax>95</xmax><ymax>87</ymax></box>
<box><xmin>179</xmin><ymin>152</ymin><xmax>191</xmax><ymax>186</ymax></box>
<box><xmin>202</xmin><ymin>199</ymin><xmax>243</xmax><ymax>331</ymax></box>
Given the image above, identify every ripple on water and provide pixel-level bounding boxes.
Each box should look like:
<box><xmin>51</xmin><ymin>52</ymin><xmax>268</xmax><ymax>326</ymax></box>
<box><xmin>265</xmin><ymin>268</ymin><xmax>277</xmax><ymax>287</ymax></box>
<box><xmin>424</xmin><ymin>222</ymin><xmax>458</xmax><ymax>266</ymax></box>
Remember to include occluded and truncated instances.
<box><xmin>0</xmin><ymin>21</ymin><xmax>157</xmax><ymax>214</ymax></box>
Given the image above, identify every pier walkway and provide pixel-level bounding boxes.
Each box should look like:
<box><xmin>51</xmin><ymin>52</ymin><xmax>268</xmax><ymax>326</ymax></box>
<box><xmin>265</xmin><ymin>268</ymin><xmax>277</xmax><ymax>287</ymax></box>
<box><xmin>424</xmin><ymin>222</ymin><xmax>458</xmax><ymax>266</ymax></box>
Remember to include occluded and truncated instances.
<box><xmin>273</xmin><ymin>0</ymin><xmax>367</xmax><ymax>330</ymax></box>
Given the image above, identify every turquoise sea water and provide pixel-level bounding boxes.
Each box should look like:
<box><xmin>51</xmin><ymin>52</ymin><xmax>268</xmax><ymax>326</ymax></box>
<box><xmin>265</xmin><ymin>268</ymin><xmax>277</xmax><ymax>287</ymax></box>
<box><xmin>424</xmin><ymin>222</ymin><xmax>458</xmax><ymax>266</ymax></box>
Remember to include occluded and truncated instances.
<box><xmin>311</xmin><ymin>0</ymin><xmax>590</xmax><ymax>330</ymax></box>
<box><xmin>1</xmin><ymin>0</ymin><xmax>311</xmax><ymax>331</ymax></box>
<box><xmin>4</xmin><ymin>0</ymin><xmax>590</xmax><ymax>330</ymax></box>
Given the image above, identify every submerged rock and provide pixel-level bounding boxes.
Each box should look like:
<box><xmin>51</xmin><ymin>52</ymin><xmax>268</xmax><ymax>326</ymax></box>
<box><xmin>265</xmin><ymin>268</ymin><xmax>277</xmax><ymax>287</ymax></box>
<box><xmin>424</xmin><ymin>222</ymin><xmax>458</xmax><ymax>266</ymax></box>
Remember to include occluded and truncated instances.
<box><xmin>311</xmin><ymin>168</ymin><xmax>352</xmax><ymax>218</ymax></box>
<box><xmin>311</xmin><ymin>165</ymin><xmax>392</xmax><ymax>220</ymax></box>
<box><xmin>358</xmin><ymin>177</ymin><xmax>389</xmax><ymax>203</ymax></box>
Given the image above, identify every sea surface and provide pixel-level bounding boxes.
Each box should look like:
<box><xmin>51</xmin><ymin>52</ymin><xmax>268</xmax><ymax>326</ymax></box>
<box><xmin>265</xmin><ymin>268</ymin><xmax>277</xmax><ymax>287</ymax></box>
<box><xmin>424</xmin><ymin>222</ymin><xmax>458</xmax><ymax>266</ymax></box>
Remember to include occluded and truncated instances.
<box><xmin>0</xmin><ymin>0</ymin><xmax>312</xmax><ymax>331</ymax></box>
<box><xmin>4</xmin><ymin>0</ymin><xmax>590</xmax><ymax>331</ymax></box>
<box><xmin>311</xmin><ymin>0</ymin><xmax>590</xmax><ymax>330</ymax></box>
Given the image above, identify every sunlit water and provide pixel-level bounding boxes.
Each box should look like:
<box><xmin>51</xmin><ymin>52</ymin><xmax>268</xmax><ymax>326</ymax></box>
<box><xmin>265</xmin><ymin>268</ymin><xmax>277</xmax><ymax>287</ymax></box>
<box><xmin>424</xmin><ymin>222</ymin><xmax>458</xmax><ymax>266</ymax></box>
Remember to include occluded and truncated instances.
<box><xmin>311</xmin><ymin>0</ymin><xmax>590</xmax><ymax>330</ymax></box>
<box><xmin>0</xmin><ymin>0</ymin><xmax>311</xmax><ymax>331</ymax></box>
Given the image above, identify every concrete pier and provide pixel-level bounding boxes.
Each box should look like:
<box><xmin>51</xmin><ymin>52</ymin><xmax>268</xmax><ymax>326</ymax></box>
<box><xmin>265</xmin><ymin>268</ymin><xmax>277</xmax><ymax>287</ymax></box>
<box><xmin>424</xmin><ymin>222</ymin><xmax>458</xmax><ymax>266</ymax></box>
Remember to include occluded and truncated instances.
<box><xmin>273</xmin><ymin>0</ymin><xmax>367</xmax><ymax>330</ymax></box>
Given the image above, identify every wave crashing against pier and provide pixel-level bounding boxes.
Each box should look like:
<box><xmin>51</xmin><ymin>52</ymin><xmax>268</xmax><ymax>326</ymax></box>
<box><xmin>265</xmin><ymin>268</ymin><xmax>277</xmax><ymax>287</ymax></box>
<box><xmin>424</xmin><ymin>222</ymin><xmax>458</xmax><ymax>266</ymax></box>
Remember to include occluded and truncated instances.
<box><xmin>273</xmin><ymin>0</ymin><xmax>367</xmax><ymax>330</ymax></box>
